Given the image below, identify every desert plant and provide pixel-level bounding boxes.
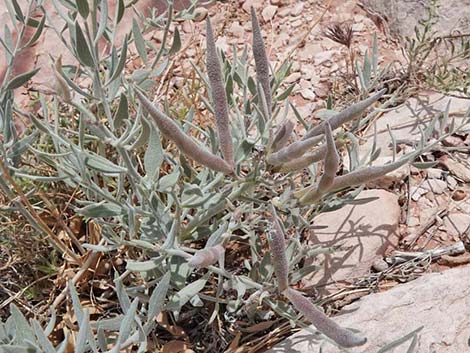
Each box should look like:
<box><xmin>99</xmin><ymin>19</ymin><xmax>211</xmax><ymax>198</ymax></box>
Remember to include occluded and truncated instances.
<box><xmin>1</xmin><ymin>0</ymin><xmax>469</xmax><ymax>352</ymax></box>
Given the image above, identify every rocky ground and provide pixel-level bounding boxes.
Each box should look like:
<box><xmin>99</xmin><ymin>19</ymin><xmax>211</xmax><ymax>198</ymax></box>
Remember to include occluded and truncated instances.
<box><xmin>1</xmin><ymin>0</ymin><xmax>470</xmax><ymax>352</ymax></box>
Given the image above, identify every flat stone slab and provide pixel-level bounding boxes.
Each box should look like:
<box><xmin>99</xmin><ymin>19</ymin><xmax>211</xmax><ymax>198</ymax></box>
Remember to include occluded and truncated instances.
<box><xmin>269</xmin><ymin>266</ymin><xmax>470</xmax><ymax>353</ymax></box>
<box><xmin>360</xmin><ymin>93</ymin><xmax>470</xmax><ymax>163</ymax></box>
<box><xmin>303</xmin><ymin>190</ymin><xmax>400</xmax><ymax>293</ymax></box>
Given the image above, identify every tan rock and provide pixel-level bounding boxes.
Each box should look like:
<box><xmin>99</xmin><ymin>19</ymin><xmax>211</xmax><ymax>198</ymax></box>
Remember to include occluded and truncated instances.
<box><xmin>269</xmin><ymin>266</ymin><xmax>470</xmax><ymax>353</ymax></box>
<box><xmin>303</xmin><ymin>190</ymin><xmax>400</xmax><ymax>293</ymax></box>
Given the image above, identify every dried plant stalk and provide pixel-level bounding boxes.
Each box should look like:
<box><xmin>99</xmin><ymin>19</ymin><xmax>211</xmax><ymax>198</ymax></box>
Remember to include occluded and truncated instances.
<box><xmin>268</xmin><ymin>204</ymin><xmax>289</xmax><ymax>292</ymax></box>
<box><xmin>297</xmin><ymin>158</ymin><xmax>409</xmax><ymax>204</ymax></box>
<box><xmin>299</xmin><ymin>123</ymin><xmax>339</xmax><ymax>204</ymax></box>
<box><xmin>206</xmin><ymin>18</ymin><xmax>234</xmax><ymax>167</ymax></box>
<box><xmin>52</xmin><ymin>55</ymin><xmax>72</xmax><ymax>103</ymax></box>
<box><xmin>271</xmin><ymin>120</ymin><xmax>294</xmax><ymax>152</ymax></box>
<box><xmin>251</xmin><ymin>7</ymin><xmax>272</xmax><ymax>118</ymax></box>
<box><xmin>135</xmin><ymin>89</ymin><xmax>233</xmax><ymax>175</ymax></box>
<box><xmin>303</xmin><ymin>89</ymin><xmax>386</xmax><ymax>140</ymax></box>
<box><xmin>285</xmin><ymin>288</ymin><xmax>367</xmax><ymax>348</ymax></box>
<box><xmin>188</xmin><ymin>244</ymin><xmax>225</xmax><ymax>268</ymax></box>
<box><xmin>266</xmin><ymin>135</ymin><xmax>323</xmax><ymax>166</ymax></box>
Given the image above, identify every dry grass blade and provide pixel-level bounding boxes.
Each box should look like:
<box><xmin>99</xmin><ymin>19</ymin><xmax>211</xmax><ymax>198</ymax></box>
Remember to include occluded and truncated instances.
<box><xmin>205</xmin><ymin>18</ymin><xmax>234</xmax><ymax>167</ymax></box>
<box><xmin>324</xmin><ymin>23</ymin><xmax>353</xmax><ymax>48</ymax></box>
<box><xmin>285</xmin><ymin>288</ymin><xmax>367</xmax><ymax>348</ymax></box>
<box><xmin>251</xmin><ymin>6</ymin><xmax>272</xmax><ymax>118</ymax></box>
<box><xmin>135</xmin><ymin>89</ymin><xmax>233</xmax><ymax>175</ymax></box>
<box><xmin>303</xmin><ymin>89</ymin><xmax>386</xmax><ymax>140</ymax></box>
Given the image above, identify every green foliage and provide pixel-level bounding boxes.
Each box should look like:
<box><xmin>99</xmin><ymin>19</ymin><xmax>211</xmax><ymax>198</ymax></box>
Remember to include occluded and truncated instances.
<box><xmin>0</xmin><ymin>0</ymin><xmax>468</xmax><ymax>351</ymax></box>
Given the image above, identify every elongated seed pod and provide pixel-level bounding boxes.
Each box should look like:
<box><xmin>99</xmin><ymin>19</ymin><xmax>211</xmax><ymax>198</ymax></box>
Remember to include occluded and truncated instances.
<box><xmin>285</xmin><ymin>288</ymin><xmax>367</xmax><ymax>348</ymax></box>
<box><xmin>188</xmin><ymin>244</ymin><xmax>225</xmax><ymax>268</ymax></box>
<box><xmin>52</xmin><ymin>56</ymin><xmax>72</xmax><ymax>103</ymax></box>
<box><xmin>279</xmin><ymin>138</ymin><xmax>345</xmax><ymax>173</ymax></box>
<box><xmin>299</xmin><ymin>123</ymin><xmax>339</xmax><ymax>204</ymax></box>
<box><xmin>297</xmin><ymin>158</ymin><xmax>409</xmax><ymax>205</ymax></box>
<box><xmin>135</xmin><ymin>90</ymin><xmax>233</xmax><ymax>175</ymax></box>
<box><xmin>271</xmin><ymin>120</ymin><xmax>294</xmax><ymax>152</ymax></box>
<box><xmin>268</xmin><ymin>204</ymin><xmax>289</xmax><ymax>292</ymax></box>
<box><xmin>266</xmin><ymin>135</ymin><xmax>323</xmax><ymax>166</ymax></box>
<box><xmin>303</xmin><ymin>89</ymin><xmax>386</xmax><ymax>140</ymax></box>
<box><xmin>330</xmin><ymin>157</ymin><xmax>409</xmax><ymax>191</ymax></box>
<box><xmin>251</xmin><ymin>7</ymin><xmax>272</xmax><ymax>118</ymax></box>
<box><xmin>206</xmin><ymin>18</ymin><xmax>234</xmax><ymax>167</ymax></box>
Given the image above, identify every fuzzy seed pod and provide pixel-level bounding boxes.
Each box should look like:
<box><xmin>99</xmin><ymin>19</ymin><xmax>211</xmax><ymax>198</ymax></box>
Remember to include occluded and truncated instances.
<box><xmin>188</xmin><ymin>244</ymin><xmax>225</xmax><ymax>268</ymax></box>
<box><xmin>251</xmin><ymin>7</ymin><xmax>272</xmax><ymax>119</ymax></box>
<box><xmin>268</xmin><ymin>205</ymin><xmax>289</xmax><ymax>292</ymax></box>
<box><xmin>266</xmin><ymin>135</ymin><xmax>323</xmax><ymax>166</ymax></box>
<box><xmin>206</xmin><ymin>18</ymin><xmax>234</xmax><ymax>167</ymax></box>
<box><xmin>52</xmin><ymin>55</ymin><xmax>72</xmax><ymax>103</ymax></box>
<box><xmin>135</xmin><ymin>90</ymin><xmax>233</xmax><ymax>175</ymax></box>
<box><xmin>278</xmin><ymin>138</ymin><xmax>345</xmax><ymax>173</ymax></box>
<box><xmin>330</xmin><ymin>157</ymin><xmax>408</xmax><ymax>191</ymax></box>
<box><xmin>297</xmin><ymin>158</ymin><xmax>409</xmax><ymax>205</ymax></box>
<box><xmin>285</xmin><ymin>288</ymin><xmax>367</xmax><ymax>348</ymax></box>
<box><xmin>271</xmin><ymin>120</ymin><xmax>294</xmax><ymax>152</ymax></box>
<box><xmin>303</xmin><ymin>89</ymin><xmax>386</xmax><ymax>140</ymax></box>
<box><xmin>299</xmin><ymin>123</ymin><xmax>339</xmax><ymax>204</ymax></box>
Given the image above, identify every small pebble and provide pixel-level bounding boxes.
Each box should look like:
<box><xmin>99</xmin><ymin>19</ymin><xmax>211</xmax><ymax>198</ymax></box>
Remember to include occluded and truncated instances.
<box><xmin>372</xmin><ymin>258</ymin><xmax>389</xmax><ymax>272</ymax></box>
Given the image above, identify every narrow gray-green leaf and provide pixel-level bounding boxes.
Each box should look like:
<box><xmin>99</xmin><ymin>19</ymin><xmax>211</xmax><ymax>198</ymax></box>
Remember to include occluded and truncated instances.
<box><xmin>144</xmin><ymin>125</ymin><xmax>163</xmax><ymax>179</ymax></box>
<box><xmin>78</xmin><ymin>202</ymin><xmax>124</xmax><ymax>218</ymax></box>
<box><xmin>147</xmin><ymin>272</ymin><xmax>171</xmax><ymax>323</ymax></box>
<box><xmin>108</xmin><ymin>35</ymin><xmax>128</xmax><ymax>83</ymax></box>
<box><xmin>76</xmin><ymin>0</ymin><xmax>89</xmax><ymax>18</ymax></box>
<box><xmin>169</xmin><ymin>27</ymin><xmax>181</xmax><ymax>54</ymax></box>
<box><xmin>94</xmin><ymin>0</ymin><xmax>108</xmax><ymax>43</ymax></box>
<box><xmin>74</xmin><ymin>22</ymin><xmax>94</xmax><ymax>67</ymax></box>
<box><xmin>6</xmin><ymin>68</ymin><xmax>40</xmax><ymax>90</ymax></box>
<box><xmin>133</xmin><ymin>19</ymin><xmax>147</xmax><ymax>65</ymax></box>
<box><xmin>114</xmin><ymin>93</ymin><xmax>128</xmax><ymax>128</ymax></box>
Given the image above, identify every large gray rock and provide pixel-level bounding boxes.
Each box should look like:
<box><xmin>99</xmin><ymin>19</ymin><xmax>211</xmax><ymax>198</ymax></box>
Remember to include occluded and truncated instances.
<box><xmin>302</xmin><ymin>190</ymin><xmax>400</xmax><ymax>293</ymax></box>
<box><xmin>360</xmin><ymin>93</ymin><xmax>470</xmax><ymax>163</ymax></box>
<box><xmin>360</xmin><ymin>0</ymin><xmax>470</xmax><ymax>38</ymax></box>
<box><xmin>269</xmin><ymin>266</ymin><xmax>470</xmax><ymax>353</ymax></box>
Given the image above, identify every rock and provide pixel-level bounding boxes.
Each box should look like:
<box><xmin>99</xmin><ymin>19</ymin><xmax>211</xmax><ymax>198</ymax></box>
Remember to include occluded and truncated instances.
<box><xmin>439</xmin><ymin>156</ymin><xmax>470</xmax><ymax>182</ymax></box>
<box><xmin>421</xmin><ymin>179</ymin><xmax>448</xmax><ymax>194</ymax></box>
<box><xmin>290</xmin><ymin>19</ymin><xmax>303</xmax><ymax>28</ymax></box>
<box><xmin>242</xmin><ymin>0</ymin><xmax>261</xmax><ymax>13</ymax></box>
<box><xmin>290</xmin><ymin>3</ymin><xmax>304</xmax><ymax>16</ymax></box>
<box><xmin>426</xmin><ymin>168</ymin><xmax>443</xmax><ymax>179</ymax></box>
<box><xmin>228</xmin><ymin>21</ymin><xmax>244</xmax><ymax>38</ymax></box>
<box><xmin>410</xmin><ymin>186</ymin><xmax>427</xmax><ymax>201</ymax></box>
<box><xmin>262</xmin><ymin>5</ymin><xmax>278</xmax><ymax>22</ymax></box>
<box><xmin>193</xmin><ymin>7</ymin><xmax>208</xmax><ymax>22</ymax></box>
<box><xmin>269</xmin><ymin>266</ymin><xmax>470</xmax><ymax>353</ymax></box>
<box><xmin>299</xmin><ymin>88</ymin><xmax>316</xmax><ymax>101</ymax></box>
<box><xmin>372</xmin><ymin>258</ymin><xmax>389</xmax><ymax>272</ymax></box>
<box><xmin>360</xmin><ymin>93</ymin><xmax>470</xmax><ymax>163</ymax></box>
<box><xmin>302</xmin><ymin>190</ymin><xmax>400</xmax><ymax>293</ymax></box>
<box><xmin>313</xmin><ymin>50</ymin><xmax>335</xmax><ymax>66</ymax></box>
<box><xmin>444</xmin><ymin>213</ymin><xmax>470</xmax><ymax>238</ymax></box>
<box><xmin>360</xmin><ymin>0</ymin><xmax>470</xmax><ymax>39</ymax></box>
<box><xmin>285</xmin><ymin>72</ymin><xmax>301</xmax><ymax>84</ymax></box>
